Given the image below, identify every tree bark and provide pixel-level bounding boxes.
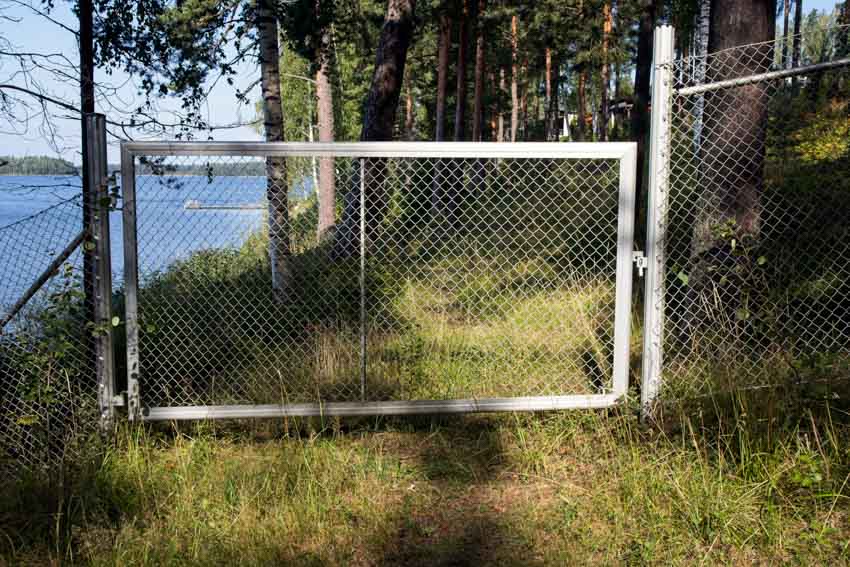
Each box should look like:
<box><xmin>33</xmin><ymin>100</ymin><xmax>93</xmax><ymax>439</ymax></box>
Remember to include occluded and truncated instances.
<box><xmin>335</xmin><ymin>0</ymin><xmax>416</xmax><ymax>257</ymax></box>
<box><xmin>544</xmin><ymin>48</ymin><xmax>552</xmax><ymax>140</ymax></box>
<box><xmin>498</xmin><ymin>66</ymin><xmax>506</xmax><ymax>141</ymax></box>
<box><xmin>598</xmin><ymin>1</ymin><xmax>612</xmax><ymax>142</ymax></box>
<box><xmin>631</xmin><ymin>0</ymin><xmax>654</xmax><ymax>221</ymax></box>
<box><xmin>782</xmin><ymin>0</ymin><xmax>790</xmax><ymax>68</ymax></box>
<box><xmin>257</xmin><ymin>0</ymin><xmax>291</xmax><ymax>299</ymax></box>
<box><xmin>435</xmin><ymin>12</ymin><xmax>451</xmax><ymax>141</ymax></box>
<box><xmin>510</xmin><ymin>14</ymin><xmax>519</xmax><ymax>142</ymax></box>
<box><xmin>577</xmin><ymin>69</ymin><xmax>587</xmax><ymax>141</ymax></box>
<box><xmin>472</xmin><ymin>0</ymin><xmax>486</xmax><ymax>141</ymax></box>
<box><xmin>454</xmin><ymin>0</ymin><xmax>470</xmax><ymax>141</ymax></box>
<box><xmin>690</xmin><ymin>0</ymin><xmax>774</xmax><ymax>290</ymax></box>
<box><xmin>79</xmin><ymin>0</ymin><xmax>96</xmax><ymax>380</ymax></box>
<box><xmin>316</xmin><ymin>11</ymin><xmax>336</xmax><ymax>241</ymax></box>
<box><xmin>405</xmin><ymin>82</ymin><xmax>414</xmax><ymax>139</ymax></box>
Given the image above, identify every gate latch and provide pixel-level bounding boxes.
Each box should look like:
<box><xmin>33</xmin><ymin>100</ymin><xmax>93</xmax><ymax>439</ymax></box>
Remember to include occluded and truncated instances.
<box><xmin>633</xmin><ymin>252</ymin><xmax>648</xmax><ymax>277</ymax></box>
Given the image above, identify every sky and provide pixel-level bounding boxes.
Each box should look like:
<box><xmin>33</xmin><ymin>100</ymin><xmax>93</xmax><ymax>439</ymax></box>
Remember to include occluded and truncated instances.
<box><xmin>0</xmin><ymin>0</ymin><xmax>844</xmax><ymax>163</ymax></box>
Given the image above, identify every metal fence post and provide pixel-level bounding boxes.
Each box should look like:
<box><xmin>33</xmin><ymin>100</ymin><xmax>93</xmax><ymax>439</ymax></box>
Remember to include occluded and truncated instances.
<box><xmin>121</xmin><ymin>144</ymin><xmax>141</xmax><ymax>420</ymax></box>
<box><xmin>641</xmin><ymin>25</ymin><xmax>674</xmax><ymax>419</ymax></box>
<box><xmin>85</xmin><ymin>113</ymin><xmax>116</xmax><ymax>430</ymax></box>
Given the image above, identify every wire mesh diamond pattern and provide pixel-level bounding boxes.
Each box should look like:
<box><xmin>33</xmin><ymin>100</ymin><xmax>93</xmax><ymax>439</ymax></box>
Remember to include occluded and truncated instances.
<box><xmin>130</xmin><ymin>152</ymin><xmax>626</xmax><ymax>410</ymax></box>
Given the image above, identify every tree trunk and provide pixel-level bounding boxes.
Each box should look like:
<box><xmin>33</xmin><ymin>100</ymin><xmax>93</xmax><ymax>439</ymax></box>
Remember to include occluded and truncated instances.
<box><xmin>689</xmin><ymin>0</ymin><xmax>775</xmax><ymax>312</ymax></box>
<box><xmin>782</xmin><ymin>0</ymin><xmax>790</xmax><ymax>68</ymax></box>
<box><xmin>435</xmin><ymin>12</ymin><xmax>451</xmax><ymax>141</ymax></box>
<box><xmin>520</xmin><ymin>57</ymin><xmax>528</xmax><ymax>139</ymax></box>
<box><xmin>599</xmin><ymin>2</ymin><xmax>612</xmax><ymax>141</ymax></box>
<box><xmin>472</xmin><ymin>0</ymin><xmax>486</xmax><ymax>141</ymax></box>
<box><xmin>577</xmin><ymin>69</ymin><xmax>587</xmax><ymax>141</ymax></box>
<box><xmin>631</xmin><ymin>0</ymin><xmax>654</xmax><ymax>221</ymax></box>
<box><xmin>454</xmin><ymin>0</ymin><xmax>470</xmax><ymax>140</ymax></box>
<box><xmin>79</xmin><ymin>0</ymin><xmax>96</xmax><ymax>380</ymax></box>
<box><xmin>257</xmin><ymin>0</ymin><xmax>291</xmax><ymax>299</ymax></box>
<box><xmin>316</xmin><ymin>14</ymin><xmax>336</xmax><ymax>242</ymax></box>
<box><xmin>405</xmin><ymin>82</ymin><xmax>414</xmax><ymax>139</ymax></box>
<box><xmin>544</xmin><ymin>48</ymin><xmax>552</xmax><ymax>140</ymax></box>
<box><xmin>335</xmin><ymin>0</ymin><xmax>416</xmax><ymax>257</ymax></box>
<box><xmin>510</xmin><ymin>14</ymin><xmax>519</xmax><ymax>142</ymax></box>
<box><xmin>498</xmin><ymin>67</ymin><xmax>506</xmax><ymax>142</ymax></box>
<box><xmin>692</xmin><ymin>0</ymin><xmax>710</xmax><ymax>151</ymax></box>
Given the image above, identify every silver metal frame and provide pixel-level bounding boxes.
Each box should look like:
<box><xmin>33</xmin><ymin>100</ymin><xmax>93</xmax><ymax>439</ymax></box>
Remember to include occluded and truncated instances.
<box><xmin>120</xmin><ymin>141</ymin><xmax>637</xmax><ymax>420</ymax></box>
<box><xmin>86</xmin><ymin>114</ymin><xmax>117</xmax><ymax>429</ymax></box>
<box><xmin>641</xmin><ymin>25</ymin><xmax>675</xmax><ymax>417</ymax></box>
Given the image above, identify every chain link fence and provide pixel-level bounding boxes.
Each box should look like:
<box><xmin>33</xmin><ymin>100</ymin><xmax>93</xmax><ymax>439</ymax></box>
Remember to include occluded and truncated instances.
<box><xmin>0</xmin><ymin>195</ymin><xmax>98</xmax><ymax>470</ymax></box>
<box><xmin>125</xmin><ymin>146</ymin><xmax>636</xmax><ymax>416</ymax></box>
<box><xmin>654</xmin><ymin>25</ymin><xmax>850</xmax><ymax>402</ymax></box>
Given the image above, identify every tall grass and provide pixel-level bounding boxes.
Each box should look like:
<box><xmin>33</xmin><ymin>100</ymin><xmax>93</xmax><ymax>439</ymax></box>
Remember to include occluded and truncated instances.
<box><xmin>2</xmin><ymin>389</ymin><xmax>849</xmax><ymax>565</ymax></box>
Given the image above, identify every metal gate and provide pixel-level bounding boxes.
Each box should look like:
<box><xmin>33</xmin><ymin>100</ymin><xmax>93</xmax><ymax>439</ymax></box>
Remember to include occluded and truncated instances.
<box><xmin>119</xmin><ymin>142</ymin><xmax>637</xmax><ymax>420</ymax></box>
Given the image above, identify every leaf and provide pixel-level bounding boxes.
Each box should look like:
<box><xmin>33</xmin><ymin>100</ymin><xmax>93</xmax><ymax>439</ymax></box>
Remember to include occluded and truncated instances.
<box><xmin>111</xmin><ymin>316</ymin><xmax>121</xmax><ymax>327</ymax></box>
<box><xmin>84</xmin><ymin>241</ymin><xmax>96</xmax><ymax>251</ymax></box>
<box><xmin>16</xmin><ymin>415</ymin><xmax>39</xmax><ymax>426</ymax></box>
<box><xmin>757</xmin><ymin>256</ymin><xmax>767</xmax><ymax>266</ymax></box>
<box><xmin>736</xmin><ymin>308</ymin><xmax>751</xmax><ymax>321</ymax></box>
<box><xmin>677</xmin><ymin>271</ymin><xmax>689</xmax><ymax>286</ymax></box>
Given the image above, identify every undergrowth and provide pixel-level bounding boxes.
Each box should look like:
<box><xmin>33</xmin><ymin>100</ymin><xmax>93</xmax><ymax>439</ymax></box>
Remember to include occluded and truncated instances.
<box><xmin>2</xmin><ymin>387</ymin><xmax>849</xmax><ymax>565</ymax></box>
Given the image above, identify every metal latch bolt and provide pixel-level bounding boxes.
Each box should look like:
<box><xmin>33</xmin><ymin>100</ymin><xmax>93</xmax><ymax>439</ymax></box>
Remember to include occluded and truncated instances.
<box><xmin>633</xmin><ymin>252</ymin><xmax>648</xmax><ymax>277</ymax></box>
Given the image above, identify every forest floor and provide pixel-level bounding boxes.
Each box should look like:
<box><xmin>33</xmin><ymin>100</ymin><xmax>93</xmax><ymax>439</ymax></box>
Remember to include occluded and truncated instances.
<box><xmin>3</xmin><ymin>387</ymin><xmax>850</xmax><ymax>566</ymax></box>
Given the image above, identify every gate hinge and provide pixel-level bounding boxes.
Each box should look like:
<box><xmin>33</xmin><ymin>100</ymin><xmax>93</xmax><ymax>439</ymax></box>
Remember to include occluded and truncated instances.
<box><xmin>633</xmin><ymin>252</ymin><xmax>648</xmax><ymax>277</ymax></box>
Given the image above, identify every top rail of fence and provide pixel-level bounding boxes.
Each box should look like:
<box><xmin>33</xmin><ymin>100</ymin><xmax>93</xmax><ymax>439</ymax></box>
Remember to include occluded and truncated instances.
<box><xmin>121</xmin><ymin>141</ymin><xmax>637</xmax><ymax>160</ymax></box>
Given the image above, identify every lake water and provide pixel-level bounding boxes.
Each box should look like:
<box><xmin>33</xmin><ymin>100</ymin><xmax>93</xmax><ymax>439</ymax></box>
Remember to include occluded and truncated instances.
<box><xmin>0</xmin><ymin>175</ymin><xmax>267</xmax><ymax>308</ymax></box>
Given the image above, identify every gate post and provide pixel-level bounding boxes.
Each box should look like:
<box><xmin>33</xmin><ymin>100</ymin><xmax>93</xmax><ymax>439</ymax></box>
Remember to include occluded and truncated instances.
<box><xmin>641</xmin><ymin>25</ymin><xmax>674</xmax><ymax>419</ymax></box>
<box><xmin>85</xmin><ymin>114</ymin><xmax>116</xmax><ymax>430</ymax></box>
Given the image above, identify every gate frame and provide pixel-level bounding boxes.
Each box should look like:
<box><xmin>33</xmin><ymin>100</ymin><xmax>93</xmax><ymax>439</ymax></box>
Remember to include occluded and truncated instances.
<box><xmin>119</xmin><ymin>141</ymin><xmax>637</xmax><ymax>420</ymax></box>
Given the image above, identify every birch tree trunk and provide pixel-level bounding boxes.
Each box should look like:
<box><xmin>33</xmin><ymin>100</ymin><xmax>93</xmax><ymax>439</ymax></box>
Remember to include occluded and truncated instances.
<box><xmin>498</xmin><ymin>67</ymin><xmax>506</xmax><ymax>142</ymax></box>
<box><xmin>257</xmin><ymin>0</ymin><xmax>291</xmax><ymax>299</ymax></box>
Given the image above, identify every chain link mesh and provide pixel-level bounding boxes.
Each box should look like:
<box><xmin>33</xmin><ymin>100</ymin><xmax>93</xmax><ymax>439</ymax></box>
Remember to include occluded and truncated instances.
<box><xmin>130</xmin><ymin>153</ymin><xmax>625</xmax><ymax>409</ymax></box>
<box><xmin>660</xmin><ymin>26</ymin><xmax>850</xmax><ymax>399</ymax></box>
<box><xmin>0</xmin><ymin>196</ymin><xmax>97</xmax><ymax>470</ymax></box>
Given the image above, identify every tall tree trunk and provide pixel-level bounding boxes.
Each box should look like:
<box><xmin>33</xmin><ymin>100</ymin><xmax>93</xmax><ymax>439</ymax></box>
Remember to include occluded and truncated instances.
<box><xmin>498</xmin><ymin>66</ymin><xmax>506</xmax><ymax>141</ymax></box>
<box><xmin>257</xmin><ymin>0</ymin><xmax>290</xmax><ymax>299</ymax></box>
<box><xmin>316</xmin><ymin>12</ymin><xmax>336</xmax><ymax>241</ymax></box>
<box><xmin>472</xmin><ymin>0</ymin><xmax>486</xmax><ymax>141</ymax></box>
<box><xmin>510</xmin><ymin>14</ymin><xmax>519</xmax><ymax>142</ymax></box>
<box><xmin>631</xmin><ymin>0</ymin><xmax>654</xmax><ymax>221</ymax></box>
<box><xmin>692</xmin><ymin>0</ymin><xmax>710</xmax><ymax>151</ymax></box>
<box><xmin>435</xmin><ymin>12</ymin><xmax>451</xmax><ymax>141</ymax></box>
<box><xmin>577</xmin><ymin>69</ymin><xmax>587</xmax><ymax>141</ymax></box>
<box><xmin>454</xmin><ymin>0</ymin><xmax>470</xmax><ymax>141</ymax></box>
<box><xmin>544</xmin><ymin>47</ymin><xmax>552</xmax><ymax>140</ymax></box>
<box><xmin>79</xmin><ymin>0</ymin><xmax>96</xmax><ymax>379</ymax></box>
<box><xmin>782</xmin><ymin>0</ymin><xmax>790</xmax><ymax>68</ymax></box>
<box><xmin>405</xmin><ymin>82</ymin><xmax>414</xmax><ymax>139</ymax></box>
<box><xmin>689</xmin><ymin>0</ymin><xmax>775</xmax><ymax>321</ymax></box>
<box><xmin>335</xmin><ymin>0</ymin><xmax>416</xmax><ymax>257</ymax></box>
<box><xmin>520</xmin><ymin>57</ymin><xmax>528</xmax><ymax>138</ymax></box>
<box><xmin>598</xmin><ymin>1</ymin><xmax>612</xmax><ymax>141</ymax></box>
<box><xmin>546</xmin><ymin>54</ymin><xmax>561</xmax><ymax>142</ymax></box>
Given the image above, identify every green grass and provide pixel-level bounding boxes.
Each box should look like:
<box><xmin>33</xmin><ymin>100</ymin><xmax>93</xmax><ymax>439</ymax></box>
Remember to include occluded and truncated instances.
<box><xmin>3</xmin><ymin>390</ymin><xmax>850</xmax><ymax>565</ymax></box>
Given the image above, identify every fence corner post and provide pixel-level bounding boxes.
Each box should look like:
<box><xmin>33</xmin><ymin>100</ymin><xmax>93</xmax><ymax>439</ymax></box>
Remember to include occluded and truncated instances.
<box><xmin>85</xmin><ymin>113</ymin><xmax>116</xmax><ymax>431</ymax></box>
<box><xmin>641</xmin><ymin>25</ymin><xmax>675</xmax><ymax>422</ymax></box>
